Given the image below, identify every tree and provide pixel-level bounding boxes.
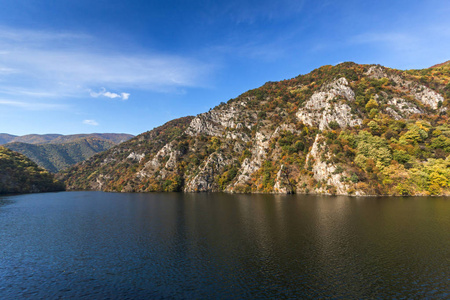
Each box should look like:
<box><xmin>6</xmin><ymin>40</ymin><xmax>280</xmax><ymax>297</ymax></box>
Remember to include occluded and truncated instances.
<box><xmin>365</xmin><ymin>98</ymin><xmax>379</xmax><ymax>112</ymax></box>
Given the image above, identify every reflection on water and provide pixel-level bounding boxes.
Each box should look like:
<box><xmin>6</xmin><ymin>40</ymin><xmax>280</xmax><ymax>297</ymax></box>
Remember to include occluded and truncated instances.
<box><xmin>0</xmin><ymin>196</ymin><xmax>14</xmax><ymax>208</ymax></box>
<box><xmin>0</xmin><ymin>192</ymin><xmax>449</xmax><ymax>299</ymax></box>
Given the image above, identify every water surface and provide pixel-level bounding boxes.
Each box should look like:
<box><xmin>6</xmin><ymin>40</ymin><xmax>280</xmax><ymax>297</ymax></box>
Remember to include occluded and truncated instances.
<box><xmin>0</xmin><ymin>192</ymin><xmax>449</xmax><ymax>299</ymax></box>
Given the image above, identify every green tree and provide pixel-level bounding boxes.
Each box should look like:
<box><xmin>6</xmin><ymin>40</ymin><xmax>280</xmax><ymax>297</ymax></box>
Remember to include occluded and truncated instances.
<box><xmin>365</xmin><ymin>98</ymin><xmax>379</xmax><ymax>112</ymax></box>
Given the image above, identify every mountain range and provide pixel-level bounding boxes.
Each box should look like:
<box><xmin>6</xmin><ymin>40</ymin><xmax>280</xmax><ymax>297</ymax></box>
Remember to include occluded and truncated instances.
<box><xmin>0</xmin><ymin>133</ymin><xmax>133</xmax><ymax>145</ymax></box>
<box><xmin>59</xmin><ymin>61</ymin><xmax>450</xmax><ymax>196</ymax></box>
<box><xmin>2</xmin><ymin>133</ymin><xmax>133</xmax><ymax>173</ymax></box>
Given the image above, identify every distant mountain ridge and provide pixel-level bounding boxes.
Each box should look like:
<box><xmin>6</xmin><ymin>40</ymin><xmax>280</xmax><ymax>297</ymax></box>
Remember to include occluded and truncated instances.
<box><xmin>61</xmin><ymin>61</ymin><xmax>450</xmax><ymax>196</ymax></box>
<box><xmin>6</xmin><ymin>138</ymin><xmax>116</xmax><ymax>173</ymax></box>
<box><xmin>0</xmin><ymin>133</ymin><xmax>134</xmax><ymax>145</ymax></box>
<box><xmin>2</xmin><ymin>133</ymin><xmax>134</xmax><ymax>173</ymax></box>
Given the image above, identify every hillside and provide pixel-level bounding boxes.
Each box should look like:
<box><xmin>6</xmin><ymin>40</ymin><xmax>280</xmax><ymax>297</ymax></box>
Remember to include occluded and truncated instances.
<box><xmin>0</xmin><ymin>133</ymin><xmax>133</xmax><ymax>145</ymax></box>
<box><xmin>0</xmin><ymin>147</ymin><xmax>64</xmax><ymax>194</ymax></box>
<box><xmin>61</xmin><ymin>62</ymin><xmax>450</xmax><ymax>196</ymax></box>
<box><xmin>5</xmin><ymin>138</ymin><xmax>116</xmax><ymax>173</ymax></box>
<box><xmin>0</xmin><ymin>134</ymin><xmax>18</xmax><ymax>144</ymax></box>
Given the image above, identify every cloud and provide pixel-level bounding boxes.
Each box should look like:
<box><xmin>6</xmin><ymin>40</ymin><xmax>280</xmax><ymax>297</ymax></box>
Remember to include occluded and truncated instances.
<box><xmin>349</xmin><ymin>32</ymin><xmax>418</xmax><ymax>51</ymax></box>
<box><xmin>83</xmin><ymin>119</ymin><xmax>99</xmax><ymax>126</ymax></box>
<box><xmin>0</xmin><ymin>27</ymin><xmax>214</xmax><ymax>101</ymax></box>
<box><xmin>0</xmin><ymin>67</ymin><xmax>18</xmax><ymax>74</ymax></box>
<box><xmin>89</xmin><ymin>88</ymin><xmax>130</xmax><ymax>100</ymax></box>
<box><xmin>0</xmin><ymin>99</ymin><xmax>68</xmax><ymax>110</ymax></box>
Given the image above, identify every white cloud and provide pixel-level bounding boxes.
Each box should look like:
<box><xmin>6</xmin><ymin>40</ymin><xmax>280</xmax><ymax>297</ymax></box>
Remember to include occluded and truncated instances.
<box><xmin>0</xmin><ymin>67</ymin><xmax>18</xmax><ymax>74</ymax></box>
<box><xmin>121</xmin><ymin>93</ymin><xmax>130</xmax><ymax>100</ymax></box>
<box><xmin>0</xmin><ymin>99</ymin><xmax>68</xmax><ymax>110</ymax></box>
<box><xmin>103</xmin><ymin>92</ymin><xmax>121</xmax><ymax>99</ymax></box>
<box><xmin>0</xmin><ymin>27</ymin><xmax>213</xmax><ymax>101</ymax></box>
<box><xmin>83</xmin><ymin>119</ymin><xmax>99</xmax><ymax>126</ymax></box>
<box><xmin>89</xmin><ymin>88</ymin><xmax>130</xmax><ymax>100</ymax></box>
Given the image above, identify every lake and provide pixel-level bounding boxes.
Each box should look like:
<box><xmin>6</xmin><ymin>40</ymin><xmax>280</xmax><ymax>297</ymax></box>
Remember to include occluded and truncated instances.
<box><xmin>0</xmin><ymin>192</ymin><xmax>449</xmax><ymax>299</ymax></box>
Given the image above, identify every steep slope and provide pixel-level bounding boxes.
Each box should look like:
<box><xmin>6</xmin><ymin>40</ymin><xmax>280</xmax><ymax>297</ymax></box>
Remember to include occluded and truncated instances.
<box><xmin>0</xmin><ymin>147</ymin><xmax>64</xmax><ymax>194</ymax></box>
<box><xmin>0</xmin><ymin>133</ymin><xmax>133</xmax><ymax>145</ymax></box>
<box><xmin>5</xmin><ymin>138</ymin><xmax>116</xmax><ymax>173</ymax></box>
<box><xmin>60</xmin><ymin>117</ymin><xmax>194</xmax><ymax>191</ymax></box>
<box><xmin>430</xmin><ymin>60</ymin><xmax>450</xmax><ymax>68</ymax></box>
<box><xmin>61</xmin><ymin>62</ymin><xmax>450</xmax><ymax>196</ymax></box>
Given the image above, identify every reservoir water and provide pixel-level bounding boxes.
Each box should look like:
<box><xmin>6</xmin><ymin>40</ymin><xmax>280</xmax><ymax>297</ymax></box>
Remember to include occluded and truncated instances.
<box><xmin>0</xmin><ymin>192</ymin><xmax>449</xmax><ymax>299</ymax></box>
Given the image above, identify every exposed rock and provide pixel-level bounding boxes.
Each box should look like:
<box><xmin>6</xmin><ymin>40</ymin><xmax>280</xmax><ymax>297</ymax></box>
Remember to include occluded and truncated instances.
<box><xmin>365</xmin><ymin>66</ymin><xmax>388</xmax><ymax>79</ymax></box>
<box><xmin>273</xmin><ymin>164</ymin><xmax>293</xmax><ymax>193</ymax></box>
<box><xmin>366</xmin><ymin>66</ymin><xmax>444</xmax><ymax>109</ymax></box>
<box><xmin>61</xmin><ymin>62</ymin><xmax>450</xmax><ymax>196</ymax></box>
<box><xmin>127</xmin><ymin>152</ymin><xmax>145</xmax><ymax>162</ymax></box>
<box><xmin>409</xmin><ymin>84</ymin><xmax>444</xmax><ymax>110</ymax></box>
<box><xmin>138</xmin><ymin>143</ymin><xmax>180</xmax><ymax>179</ymax></box>
<box><xmin>385</xmin><ymin>97</ymin><xmax>423</xmax><ymax>119</ymax></box>
<box><xmin>185</xmin><ymin>153</ymin><xmax>229</xmax><ymax>192</ymax></box>
<box><xmin>296</xmin><ymin>77</ymin><xmax>362</xmax><ymax>130</ymax></box>
<box><xmin>305</xmin><ymin>134</ymin><xmax>351</xmax><ymax>195</ymax></box>
<box><xmin>185</xmin><ymin>104</ymin><xmax>254</xmax><ymax>137</ymax></box>
<box><xmin>228</xmin><ymin>131</ymin><xmax>270</xmax><ymax>190</ymax></box>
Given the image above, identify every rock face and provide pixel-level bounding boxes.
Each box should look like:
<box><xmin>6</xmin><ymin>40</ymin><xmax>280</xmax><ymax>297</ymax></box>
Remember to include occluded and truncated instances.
<box><xmin>366</xmin><ymin>66</ymin><xmax>445</xmax><ymax>110</ymax></box>
<box><xmin>385</xmin><ymin>97</ymin><xmax>423</xmax><ymax>120</ymax></box>
<box><xmin>61</xmin><ymin>62</ymin><xmax>450</xmax><ymax>196</ymax></box>
<box><xmin>296</xmin><ymin>78</ymin><xmax>362</xmax><ymax>130</ymax></box>
<box><xmin>306</xmin><ymin>135</ymin><xmax>351</xmax><ymax>195</ymax></box>
<box><xmin>185</xmin><ymin>102</ymin><xmax>253</xmax><ymax>138</ymax></box>
<box><xmin>185</xmin><ymin>153</ymin><xmax>229</xmax><ymax>192</ymax></box>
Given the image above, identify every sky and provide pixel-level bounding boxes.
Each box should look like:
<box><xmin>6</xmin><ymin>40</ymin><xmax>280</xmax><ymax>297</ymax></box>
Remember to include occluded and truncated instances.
<box><xmin>0</xmin><ymin>0</ymin><xmax>449</xmax><ymax>136</ymax></box>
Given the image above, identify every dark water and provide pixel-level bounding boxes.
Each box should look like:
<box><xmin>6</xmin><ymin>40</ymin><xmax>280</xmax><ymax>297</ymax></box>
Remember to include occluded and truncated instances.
<box><xmin>0</xmin><ymin>192</ymin><xmax>449</xmax><ymax>299</ymax></box>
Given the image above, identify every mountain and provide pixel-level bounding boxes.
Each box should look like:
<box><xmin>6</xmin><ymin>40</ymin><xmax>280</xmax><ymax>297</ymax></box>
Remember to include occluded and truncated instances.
<box><xmin>0</xmin><ymin>133</ymin><xmax>133</xmax><ymax>145</ymax></box>
<box><xmin>60</xmin><ymin>62</ymin><xmax>450</xmax><ymax>196</ymax></box>
<box><xmin>430</xmin><ymin>60</ymin><xmax>450</xmax><ymax>69</ymax></box>
<box><xmin>0</xmin><ymin>146</ymin><xmax>64</xmax><ymax>194</ymax></box>
<box><xmin>5</xmin><ymin>138</ymin><xmax>116</xmax><ymax>173</ymax></box>
<box><xmin>48</xmin><ymin>133</ymin><xmax>134</xmax><ymax>144</ymax></box>
<box><xmin>0</xmin><ymin>134</ymin><xmax>17</xmax><ymax>144</ymax></box>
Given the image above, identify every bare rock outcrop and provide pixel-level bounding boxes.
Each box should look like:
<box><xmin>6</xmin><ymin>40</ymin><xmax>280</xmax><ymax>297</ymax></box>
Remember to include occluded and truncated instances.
<box><xmin>227</xmin><ymin>131</ymin><xmax>271</xmax><ymax>191</ymax></box>
<box><xmin>185</xmin><ymin>102</ymin><xmax>254</xmax><ymax>138</ymax></box>
<box><xmin>184</xmin><ymin>152</ymin><xmax>229</xmax><ymax>192</ymax></box>
<box><xmin>305</xmin><ymin>134</ymin><xmax>351</xmax><ymax>195</ymax></box>
<box><xmin>296</xmin><ymin>77</ymin><xmax>362</xmax><ymax>130</ymax></box>
<box><xmin>366</xmin><ymin>66</ymin><xmax>444</xmax><ymax>110</ymax></box>
<box><xmin>385</xmin><ymin>97</ymin><xmax>423</xmax><ymax>120</ymax></box>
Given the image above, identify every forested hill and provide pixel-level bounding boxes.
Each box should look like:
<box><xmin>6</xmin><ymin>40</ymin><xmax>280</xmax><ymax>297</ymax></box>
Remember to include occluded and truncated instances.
<box><xmin>5</xmin><ymin>138</ymin><xmax>116</xmax><ymax>173</ymax></box>
<box><xmin>0</xmin><ymin>147</ymin><xmax>64</xmax><ymax>194</ymax></box>
<box><xmin>61</xmin><ymin>62</ymin><xmax>450</xmax><ymax>196</ymax></box>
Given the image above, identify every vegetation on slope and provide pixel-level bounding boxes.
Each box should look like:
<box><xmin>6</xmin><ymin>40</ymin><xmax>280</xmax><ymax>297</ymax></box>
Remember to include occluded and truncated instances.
<box><xmin>5</xmin><ymin>138</ymin><xmax>116</xmax><ymax>173</ymax></box>
<box><xmin>59</xmin><ymin>117</ymin><xmax>194</xmax><ymax>191</ymax></box>
<box><xmin>61</xmin><ymin>62</ymin><xmax>450</xmax><ymax>195</ymax></box>
<box><xmin>0</xmin><ymin>147</ymin><xmax>65</xmax><ymax>194</ymax></box>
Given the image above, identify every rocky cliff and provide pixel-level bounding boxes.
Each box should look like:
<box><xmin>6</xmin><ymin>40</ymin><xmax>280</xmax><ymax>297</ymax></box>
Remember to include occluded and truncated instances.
<box><xmin>61</xmin><ymin>62</ymin><xmax>450</xmax><ymax>196</ymax></box>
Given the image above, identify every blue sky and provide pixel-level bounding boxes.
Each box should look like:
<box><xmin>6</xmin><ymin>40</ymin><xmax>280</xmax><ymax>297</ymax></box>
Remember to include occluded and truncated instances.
<box><xmin>0</xmin><ymin>0</ymin><xmax>449</xmax><ymax>135</ymax></box>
